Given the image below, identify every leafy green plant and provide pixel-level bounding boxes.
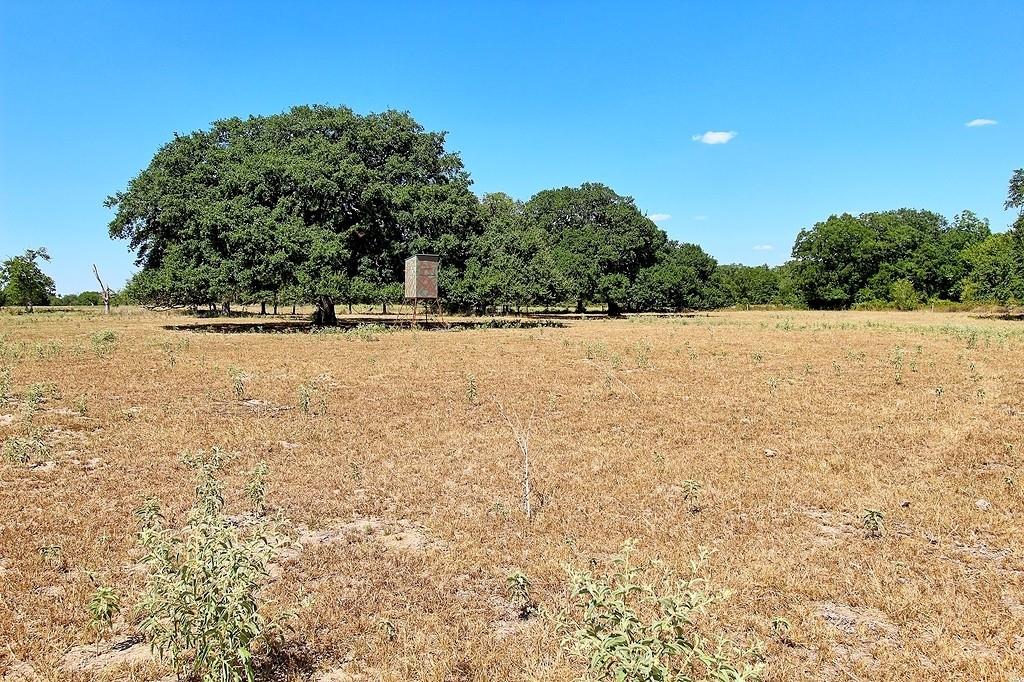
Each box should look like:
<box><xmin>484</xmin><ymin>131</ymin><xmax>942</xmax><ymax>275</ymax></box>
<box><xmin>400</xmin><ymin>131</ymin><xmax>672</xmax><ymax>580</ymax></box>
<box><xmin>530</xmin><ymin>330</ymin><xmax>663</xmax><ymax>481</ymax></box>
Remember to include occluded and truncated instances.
<box><xmin>228</xmin><ymin>367</ymin><xmax>250</xmax><ymax>401</ymax></box>
<box><xmin>38</xmin><ymin>544</ymin><xmax>65</xmax><ymax>571</ymax></box>
<box><xmin>506</xmin><ymin>570</ymin><xmax>538</xmax><ymax>619</ymax></box>
<box><xmin>634</xmin><ymin>340</ymin><xmax>652</xmax><ymax>369</ymax></box>
<box><xmin>245</xmin><ymin>462</ymin><xmax>269</xmax><ymax>516</ymax></box>
<box><xmin>137</xmin><ymin>449</ymin><xmax>289</xmax><ymax>682</ymax></box>
<box><xmin>90</xmin><ymin>329</ymin><xmax>117</xmax><ymax>355</ymax></box>
<box><xmin>0</xmin><ymin>366</ymin><xmax>10</xmax><ymax>403</ymax></box>
<box><xmin>770</xmin><ymin>617</ymin><xmax>793</xmax><ymax>645</ymax></box>
<box><xmin>297</xmin><ymin>378</ymin><xmax>327</xmax><ymax>416</ymax></box>
<box><xmin>558</xmin><ymin>541</ymin><xmax>764</xmax><ymax>681</ymax></box>
<box><xmin>87</xmin><ymin>584</ymin><xmax>121</xmax><ymax>639</ymax></box>
<box><xmin>465</xmin><ymin>373</ymin><xmax>478</xmax><ymax>405</ymax></box>
<box><xmin>681</xmin><ymin>479</ymin><xmax>704</xmax><ymax>511</ymax></box>
<box><xmin>345</xmin><ymin>323</ymin><xmax>389</xmax><ymax>341</ymax></box>
<box><xmin>3</xmin><ymin>430</ymin><xmax>49</xmax><ymax>464</ymax></box>
<box><xmin>862</xmin><ymin>508</ymin><xmax>884</xmax><ymax>537</ymax></box>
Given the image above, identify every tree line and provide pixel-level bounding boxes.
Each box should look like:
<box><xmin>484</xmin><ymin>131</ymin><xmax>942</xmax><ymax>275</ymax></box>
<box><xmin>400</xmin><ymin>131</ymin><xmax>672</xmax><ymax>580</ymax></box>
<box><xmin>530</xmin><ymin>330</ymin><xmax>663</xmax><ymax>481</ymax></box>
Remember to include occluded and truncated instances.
<box><xmin>4</xmin><ymin>104</ymin><xmax>1022</xmax><ymax>315</ymax></box>
<box><xmin>102</xmin><ymin>105</ymin><xmax>726</xmax><ymax>322</ymax></box>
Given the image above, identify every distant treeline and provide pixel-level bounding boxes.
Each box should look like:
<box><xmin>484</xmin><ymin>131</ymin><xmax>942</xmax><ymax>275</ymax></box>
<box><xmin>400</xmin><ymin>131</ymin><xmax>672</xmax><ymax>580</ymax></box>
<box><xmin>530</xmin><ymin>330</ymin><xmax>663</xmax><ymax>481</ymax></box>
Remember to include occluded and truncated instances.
<box><xmin>6</xmin><ymin>106</ymin><xmax>1023</xmax><ymax>315</ymax></box>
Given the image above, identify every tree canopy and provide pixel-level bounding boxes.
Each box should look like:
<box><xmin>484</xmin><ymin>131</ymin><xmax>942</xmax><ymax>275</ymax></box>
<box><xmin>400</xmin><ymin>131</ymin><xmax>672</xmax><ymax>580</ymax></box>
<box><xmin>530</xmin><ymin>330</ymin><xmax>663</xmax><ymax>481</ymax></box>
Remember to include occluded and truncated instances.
<box><xmin>1</xmin><ymin>248</ymin><xmax>55</xmax><ymax>311</ymax></box>
<box><xmin>789</xmin><ymin>209</ymin><xmax>991</xmax><ymax>308</ymax></box>
<box><xmin>108</xmin><ymin>105</ymin><xmax>480</xmax><ymax>322</ymax></box>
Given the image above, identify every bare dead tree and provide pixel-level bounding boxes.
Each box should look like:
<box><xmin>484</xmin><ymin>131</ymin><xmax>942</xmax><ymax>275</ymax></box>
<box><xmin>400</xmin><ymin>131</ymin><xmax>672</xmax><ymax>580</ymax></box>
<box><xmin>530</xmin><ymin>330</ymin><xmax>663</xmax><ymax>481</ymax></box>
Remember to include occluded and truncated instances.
<box><xmin>92</xmin><ymin>264</ymin><xmax>111</xmax><ymax>314</ymax></box>
<box><xmin>498</xmin><ymin>401</ymin><xmax>536</xmax><ymax>521</ymax></box>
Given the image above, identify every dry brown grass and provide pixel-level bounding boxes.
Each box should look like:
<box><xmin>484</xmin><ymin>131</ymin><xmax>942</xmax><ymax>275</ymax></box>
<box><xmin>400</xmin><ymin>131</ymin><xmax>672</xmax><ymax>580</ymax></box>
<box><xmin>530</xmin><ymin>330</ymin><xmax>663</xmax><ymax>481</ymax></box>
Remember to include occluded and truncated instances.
<box><xmin>1</xmin><ymin>308</ymin><xmax>1022</xmax><ymax>680</ymax></box>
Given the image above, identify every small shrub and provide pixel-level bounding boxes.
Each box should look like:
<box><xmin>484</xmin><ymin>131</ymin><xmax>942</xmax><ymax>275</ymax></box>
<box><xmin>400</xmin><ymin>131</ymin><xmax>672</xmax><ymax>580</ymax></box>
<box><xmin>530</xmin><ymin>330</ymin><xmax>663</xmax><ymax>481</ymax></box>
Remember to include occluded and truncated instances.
<box><xmin>0</xmin><ymin>366</ymin><xmax>10</xmax><ymax>403</ymax></box>
<box><xmin>87</xmin><ymin>584</ymin><xmax>120</xmax><ymax>639</ymax></box>
<box><xmin>890</xmin><ymin>278</ymin><xmax>920</xmax><ymax>311</ymax></box>
<box><xmin>862</xmin><ymin>508</ymin><xmax>884</xmax><ymax>537</ymax></box>
<box><xmin>245</xmin><ymin>462</ymin><xmax>269</xmax><ymax>516</ymax></box>
<box><xmin>297</xmin><ymin>377</ymin><xmax>327</xmax><ymax>416</ymax></box>
<box><xmin>75</xmin><ymin>395</ymin><xmax>88</xmax><ymax>416</ymax></box>
<box><xmin>464</xmin><ymin>373</ymin><xmax>478</xmax><ymax>405</ymax></box>
<box><xmin>137</xmin><ymin>449</ymin><xmax>290</xmax><ymax>681</ymax></box>
<box><xmin>634</xmin><ymin>340</ymin><xmax>652</xmax><ymax>369</ymax></box>
<box><xmin>681</xmin><ymin>479</ymin><xmax>704</xmax><ymax>511</ymax></box>
<box><xmin>3</xmin><ymin>431</ymin><xmax>49</xmax><ymax>464</ymax></box>
<box><xmin>91</xmin><ymin>329</ymin><xmax>117</xmax><ymax>355</ymax></box>
<box><xmin>558</xmin><ymin>541</ymin><xmax>764</xmax><ymax>681</ymax></box>
<box><xmin>506</xmin><ymin>570</ymin><xmax>538</xmax><ymax>619</ymax></box>
<box><xmin>39</xmin><ymin>544</ymin><xmax>65</xmax><ymax>571</ymax></box>
<box><xmin>228</xmin><ymin>367</ymin><xmax>250</xmax><ymax>401</ymax></box>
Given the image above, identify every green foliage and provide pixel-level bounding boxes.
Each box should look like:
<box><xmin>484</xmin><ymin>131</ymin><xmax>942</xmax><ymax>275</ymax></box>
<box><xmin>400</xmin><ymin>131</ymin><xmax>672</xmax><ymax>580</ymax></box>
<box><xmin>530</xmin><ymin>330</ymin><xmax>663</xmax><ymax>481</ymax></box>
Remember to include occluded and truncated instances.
<box><xmin>1007</xmin><ymin>168</ymin><xmax>1024</xmax><ymax>235</ymax></box>
<box><xmin>228</xmin><ymin>367</ymin><xmax>249</xmax><ymax>401</ymax></box>
<box><xmin>138</xmin><ymin>449</ymin><xmax>289</xmax><ymax>682</ymax></box>
<box><xmin>959</xmin><ymin>232</ymin><xmax>1024</xmax><ymax>303</ymax></box>
<box><xmin>713</xmin><ymin>263</ymin><xmax>804</xmax><ymax>308</ymax></box>
<box><xmin>506</xmin><ymin>570</ymin><xmax>538</xmax><ymax>619</ymax></box>
<box><xmin>245</xmin><ymin>462</ymin><xmax>269</xmax><ymax>516</ymax></box>
<box><xmin>91</xmin><ymin>329</ymin><xmax>117</xmax><ymax>355</ymax></box>
<box><xmin>0</xmin><ymin>366</ymin><xmax>10</xmax><ymax>403</ymax></box>
<box><xmin>558</xmin><ymin>541</ymin><xmax>764</xmax><ymax>681</ymax></box>
<box><xmin>3</xmin><ymin>431</ymin><xmax>49</xmax><ymax>464</ymax></box>
<box><xmin>862</xmin><ymin>508</ymin><xmax>884</xmax><ymax>537</ymax></box>
<box><xmin>107</xmin><ymin>105</ymin><xmax>480</xmax><ymax>320</ymax></box>
<box><xmin>1</xmin><ymin>248</ymin><xmax>55</xmax><ymax>311</ymax></box>
<box><xmin>464</xmin><ymin>373</ymin><xmax>478</xmax><ymax>405</ymax></box>
<box><xmin>790</xmin><ymin>209</ymin><xmax>991</xmax><ymax>309</ymax></box>
<box><xmin>87</xmin><ymin>585</ymin><xmax>121</xmax><ymax>637</ymax></box>
<box><xmin>52</xmin><ymin>291</ymin><xmax>106</xmax><ymax>306</ymax></box>
<box><xmin>889</xmin><ymin>278</ymin><xmax>920</xmax><ymax>310</ymax></box>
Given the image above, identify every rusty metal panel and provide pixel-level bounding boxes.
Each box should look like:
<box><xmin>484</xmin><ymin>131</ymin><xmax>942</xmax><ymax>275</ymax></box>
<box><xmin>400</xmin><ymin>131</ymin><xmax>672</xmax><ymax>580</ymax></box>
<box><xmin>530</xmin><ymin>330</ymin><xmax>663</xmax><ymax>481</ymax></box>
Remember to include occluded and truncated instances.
<box><xmin>404</xmin><ymin>254</ymin><xmax>439</xmax><ymax>300</ymax></box>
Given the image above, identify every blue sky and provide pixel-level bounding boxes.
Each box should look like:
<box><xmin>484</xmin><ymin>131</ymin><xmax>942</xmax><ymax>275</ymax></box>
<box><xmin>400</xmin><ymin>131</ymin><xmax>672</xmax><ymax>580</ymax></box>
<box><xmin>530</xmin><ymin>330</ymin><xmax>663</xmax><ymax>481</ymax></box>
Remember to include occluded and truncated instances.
<box><xmin>1</xmin><ymin>1</ymin><xmax>1021</xmax><ymax>293</ymax></box>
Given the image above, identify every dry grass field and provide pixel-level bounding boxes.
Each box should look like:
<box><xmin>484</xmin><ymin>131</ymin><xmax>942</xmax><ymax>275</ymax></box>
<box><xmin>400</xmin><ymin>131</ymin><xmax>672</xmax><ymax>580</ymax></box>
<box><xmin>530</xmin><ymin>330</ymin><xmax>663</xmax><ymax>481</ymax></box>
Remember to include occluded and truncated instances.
<box><xmin>1</xmin><ymin>308</ymin><xmax>1022</xmax><ymax>681</ymax></box>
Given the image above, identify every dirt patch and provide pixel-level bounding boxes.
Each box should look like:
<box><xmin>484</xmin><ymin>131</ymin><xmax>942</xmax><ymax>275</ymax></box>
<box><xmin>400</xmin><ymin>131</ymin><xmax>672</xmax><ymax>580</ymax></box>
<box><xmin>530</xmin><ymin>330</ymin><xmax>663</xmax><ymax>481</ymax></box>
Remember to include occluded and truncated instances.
<box><xmin>817</xmin><ymin>601</ymin><xmax>899</xmax><ymax>640</ymax></box>
<box><xmin>952</xmin><ymin>542</ymin><xmax>1012</xmax><ymax>562</ymax></box>
<box><xmin>62</xmin><ymin>635</ymin><xmax>153</xmax><ymax>674</ymax></box>
<box><xmin>2</xmin><ymin>660</ymin><xmax>39</xmax><ymax>681</ymax></box>
<box><xmin>272</xmin><ymin>517</ymin><xmax>439</xmax><ymax>579</ymax></box>
<box><xmin>211</xmin><ymin>398</ymin><xmax>294</xmax><ymax>416</ymax></box>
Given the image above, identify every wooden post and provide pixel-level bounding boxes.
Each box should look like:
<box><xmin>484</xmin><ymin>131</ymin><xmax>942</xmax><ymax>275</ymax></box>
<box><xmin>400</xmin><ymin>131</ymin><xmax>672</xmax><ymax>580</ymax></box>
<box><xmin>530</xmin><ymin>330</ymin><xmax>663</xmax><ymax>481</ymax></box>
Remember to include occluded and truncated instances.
<box><xmin>92</xmin><ymin>264</ymin><xmax>110</xmax><ymax>314</ymax></box>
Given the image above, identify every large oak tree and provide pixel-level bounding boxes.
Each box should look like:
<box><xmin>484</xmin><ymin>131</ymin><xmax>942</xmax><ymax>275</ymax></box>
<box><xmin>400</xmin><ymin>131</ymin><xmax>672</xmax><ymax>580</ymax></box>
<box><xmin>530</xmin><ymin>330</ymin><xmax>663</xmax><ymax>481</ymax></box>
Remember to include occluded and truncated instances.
<box><xmin>107</xmin><ymin>105</ymin><xmax>480</xmax><ymax>323</ymax></box>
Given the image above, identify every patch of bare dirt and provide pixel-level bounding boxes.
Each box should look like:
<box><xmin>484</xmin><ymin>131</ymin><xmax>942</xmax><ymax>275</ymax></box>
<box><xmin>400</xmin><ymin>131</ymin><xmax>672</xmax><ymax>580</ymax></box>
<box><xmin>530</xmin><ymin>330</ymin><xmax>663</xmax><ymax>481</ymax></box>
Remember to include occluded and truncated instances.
<box><xmin>817</xmin><ymin>601</ymin><xmax>899</xmax><ymax>640</ymax></box>
<box><xmin>272</xmin><ymin>517</ymin><xmax>440</xmax><ymax>579</ymax></box>
<box><xmin>1</xmin><ymin>660</ymin><xmax>39</xmax><ymax>681</ymax></box>
<box><xmin>951</xmin><ymin>541</ymin><xmax>1013</xmax><ymax>562</ymax></box>
<box><xmin>61</xmin><ymin>635</ymin><xmax>153</xmax><ymax>674</ymax></box>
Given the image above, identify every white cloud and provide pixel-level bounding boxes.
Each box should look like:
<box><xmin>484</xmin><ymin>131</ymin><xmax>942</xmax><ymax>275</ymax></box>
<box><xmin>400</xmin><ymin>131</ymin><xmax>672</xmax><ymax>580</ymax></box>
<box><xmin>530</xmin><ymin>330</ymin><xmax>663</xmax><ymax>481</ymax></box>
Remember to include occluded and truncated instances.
<box><xmin>647</xmin><ymin>213</ymin><xmax>671</xmax><ymax>223</ymax></box>
<box><xmin>692</xmin><ymin>131</ymin><xmax>737</xmax><ymax>144</ymax></box>
<box><xmin>752</xmin><ymin>244</ymin><xmax>774</xmax><ymax>251</ymax></box>
<box><xmin>965</xmin><ymin>118</ymin><xmax>997</xmax><ymax>127</ymax></box>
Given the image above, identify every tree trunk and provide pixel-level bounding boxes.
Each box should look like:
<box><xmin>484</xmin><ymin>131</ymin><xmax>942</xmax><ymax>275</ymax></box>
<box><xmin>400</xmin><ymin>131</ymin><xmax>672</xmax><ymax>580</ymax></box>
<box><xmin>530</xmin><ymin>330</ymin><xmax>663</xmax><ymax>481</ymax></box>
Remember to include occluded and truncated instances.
<box><xmin>348</xmin><ymin>302</ymin><xmax>353</xmax><ymax>314</ymax></box>
<box><xmin>273</xmin><ymin>294</ymin><xmax>278</xmax><ymax>315</ymax></box>
<box><xmin>260</xmin><ymin>301</ymin><xmax>267</xmax><ymax>315</ymax></box>
<box><xmin>222</xmin><ymin>301</ymin><xmax>231</xmax><ymax>314</ymax></box>
<box><xmin>92</xmin><ymin>264</ymin><xmax>110</xmax><ymax>314</ymax></box>
<box><xmin>292</xmin><ymin>303</ymin><xmax>296</xmax><ymax>315</ymax></box>
<box><xmin>313</xmin><ymin>296</ymin><xmax>337</xmax><ymax>326</ymax></box>
<box><xmin>607</xmin><ymin>300</ymin><xmax>621</xmax><ymax>317</ymax></box>
<box><xmin>576</xmin><ymin>300</ymin><xmax>585</xmax><ymax>313</ymax></box>
<box><xmin>381</xmin><ymin>301</ymin><xmax>388</xmax><ymax>315</ymax></box>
